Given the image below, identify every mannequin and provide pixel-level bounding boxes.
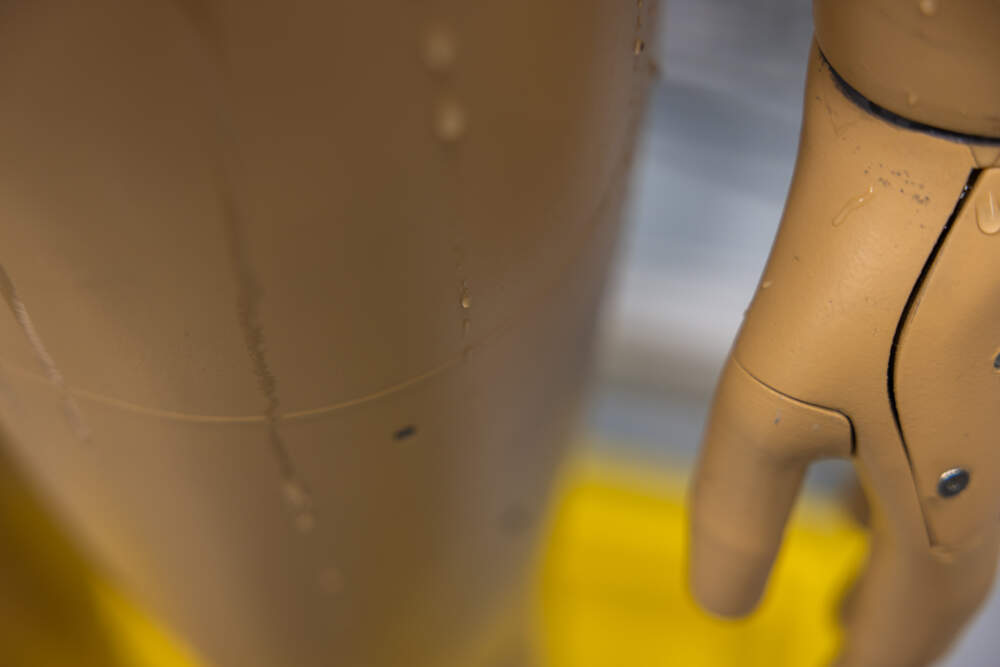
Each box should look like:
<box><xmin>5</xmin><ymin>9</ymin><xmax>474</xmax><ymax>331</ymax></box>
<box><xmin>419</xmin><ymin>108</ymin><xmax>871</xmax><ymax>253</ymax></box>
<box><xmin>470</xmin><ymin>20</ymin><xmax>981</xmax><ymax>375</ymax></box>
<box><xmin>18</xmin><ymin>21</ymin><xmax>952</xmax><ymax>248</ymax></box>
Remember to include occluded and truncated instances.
<box><xmin>2</xmin><ymin>1</ymin><xmax>998</xmax><ymax>666</ymax></box>
<box><xmin>0</xmin><ymin>2</ymin><xmax>654</xmax><ymax>665</ymax></box>
<box><xmin>690</xmin><ymin>2</ymin><xmax>1000</xmax><ymax>665</ymax></box>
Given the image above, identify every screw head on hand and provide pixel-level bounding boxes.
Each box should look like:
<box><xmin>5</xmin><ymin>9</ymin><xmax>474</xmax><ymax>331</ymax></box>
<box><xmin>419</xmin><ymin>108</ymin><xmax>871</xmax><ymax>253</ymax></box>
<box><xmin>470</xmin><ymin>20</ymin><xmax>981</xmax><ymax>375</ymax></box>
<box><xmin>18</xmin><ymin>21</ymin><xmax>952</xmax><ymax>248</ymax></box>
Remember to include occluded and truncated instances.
<box><xmin>938</xmin><ymin>468</ymin><xmax>970</xmax><ymax>498</ymax></box>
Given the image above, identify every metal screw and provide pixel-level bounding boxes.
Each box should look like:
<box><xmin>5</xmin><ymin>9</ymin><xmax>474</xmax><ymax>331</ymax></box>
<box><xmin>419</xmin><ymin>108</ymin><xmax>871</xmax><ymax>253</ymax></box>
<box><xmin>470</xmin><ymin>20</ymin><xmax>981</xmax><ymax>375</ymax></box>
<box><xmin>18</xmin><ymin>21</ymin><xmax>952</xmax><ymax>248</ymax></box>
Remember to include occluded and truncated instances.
<box><xmin>938</xmin><ymin>468</ymin><xmax>970</xmax><ymax>498</ymax></box>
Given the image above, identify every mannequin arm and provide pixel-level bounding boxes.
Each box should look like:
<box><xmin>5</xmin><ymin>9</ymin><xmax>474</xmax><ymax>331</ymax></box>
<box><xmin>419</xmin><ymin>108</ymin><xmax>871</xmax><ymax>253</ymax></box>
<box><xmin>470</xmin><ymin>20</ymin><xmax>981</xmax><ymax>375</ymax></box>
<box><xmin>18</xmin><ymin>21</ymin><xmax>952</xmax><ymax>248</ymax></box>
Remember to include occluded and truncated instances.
<box><xmin>690</xmin><ymin>19</ymin><xmax>1000</xmax><ymax>665</ymax></box>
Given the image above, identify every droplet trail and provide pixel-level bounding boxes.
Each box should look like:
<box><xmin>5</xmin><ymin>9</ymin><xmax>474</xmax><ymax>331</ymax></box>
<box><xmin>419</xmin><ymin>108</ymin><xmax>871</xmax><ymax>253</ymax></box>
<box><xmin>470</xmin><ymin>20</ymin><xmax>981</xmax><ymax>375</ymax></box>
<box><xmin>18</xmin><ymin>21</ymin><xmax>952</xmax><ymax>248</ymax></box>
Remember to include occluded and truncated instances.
<box><xmin>976</xmin><ymin>191</ymin><xmax>1000</xmax><ymax>234</ymax></box>
<box><xmin>435</xmin><ymin>101</ymin><xmax>467</xmax><ymax>143</ymax></box>
<box><xmin>421</xmin><ymin>25</ymin><xmax>457</xmax><ymax>72</ymax></box>
<box><xmin>833</xmin><ymin>185</ymin><xmax>876</xmax><ymax>227</ymax></box>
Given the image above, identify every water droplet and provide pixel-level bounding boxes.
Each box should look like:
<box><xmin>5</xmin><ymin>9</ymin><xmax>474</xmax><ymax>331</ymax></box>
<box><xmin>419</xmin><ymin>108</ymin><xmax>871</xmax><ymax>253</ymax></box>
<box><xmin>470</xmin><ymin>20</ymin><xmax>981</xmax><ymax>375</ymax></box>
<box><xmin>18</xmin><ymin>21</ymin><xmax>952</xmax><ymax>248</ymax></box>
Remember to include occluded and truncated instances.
<box><xmin>919</xmin><ymin>0</ymin><xmax>937</xmax><ymax>16</ymax></box>
<box><xmin>992</xmin><ymin>351</ymin><xmax>1000</xmax><ymax>372</ymax></box>
<box><xmin>295</xmin><ymin>511</ymin><xmax>316</xmax><ymax>534</ymax></box>
<box><xmin>833</xmin><ymin>185</ymin><xmax>877</xmax><ymax>227</ymax></box>
<box><xmin>633</xmin><ymin>38</ymin><xmax>645</xmax><ymax>56</ymax></box>
<box><xmin>421</xmin><ymin>25</ymin><xmax>457</xmax><ymax>72</ymax></box>
<box><xmin>761</xmin><ymin>280</ymin><xmax>773</xmax><ymax>289</ymax></box>
<box><xmin>319</xmin><ymin>566</ymin><xmax>344</xmax><ymax>595</ymax></box>
<box><xmin>976</xmin><ymin>191</ymin><xmax>1000</xmax><ymax>234</ymax></box>
<box><xmin>907</xmin><ymin>91</ymin><xmax>919</xmax><ymax>106</ymax></box>
<box><xmin>460</xmin><ymin>289</ymin><xmax>472</xmax><ymax>309</ymax></box>
<box><xmin>435</xmin><ymin>101</ymin><xmax>467</xmax><ymax>142</ymax></box>
<box><xmin>283</xmin><ymin>480</ymin><xmax>310</xmax><ymax>509</ymax></box>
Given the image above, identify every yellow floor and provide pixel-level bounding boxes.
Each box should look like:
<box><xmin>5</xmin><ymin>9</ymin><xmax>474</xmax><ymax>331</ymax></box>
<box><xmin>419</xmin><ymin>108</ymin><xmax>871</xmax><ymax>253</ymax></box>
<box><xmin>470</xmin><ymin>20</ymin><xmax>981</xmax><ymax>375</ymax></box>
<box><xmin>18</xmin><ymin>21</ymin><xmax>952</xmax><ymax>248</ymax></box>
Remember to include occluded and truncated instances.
<box><xmin>0</xmin><ymin>448</ymin><xmax>866</xmax><ymax>666</ymax></box>
<box><xmin>0</xmin><ymin>449</ymin><xmax>200</xmax><ymax>667</ymax></box>
<box><xmin>537</xmin><ymin>455</ymin><xmax>867</xmax><ymax>667</ymax></box>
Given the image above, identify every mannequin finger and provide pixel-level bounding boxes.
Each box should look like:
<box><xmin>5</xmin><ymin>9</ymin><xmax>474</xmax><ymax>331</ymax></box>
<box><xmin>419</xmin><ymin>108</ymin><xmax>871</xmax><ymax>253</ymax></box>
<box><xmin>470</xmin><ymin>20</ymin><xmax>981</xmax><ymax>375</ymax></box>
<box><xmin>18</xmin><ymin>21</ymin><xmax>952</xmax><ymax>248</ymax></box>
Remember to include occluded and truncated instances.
<box><xmin>688</xmin><ymin>358</ymin><xmax>853</xmax><ymax>616</ymax></box>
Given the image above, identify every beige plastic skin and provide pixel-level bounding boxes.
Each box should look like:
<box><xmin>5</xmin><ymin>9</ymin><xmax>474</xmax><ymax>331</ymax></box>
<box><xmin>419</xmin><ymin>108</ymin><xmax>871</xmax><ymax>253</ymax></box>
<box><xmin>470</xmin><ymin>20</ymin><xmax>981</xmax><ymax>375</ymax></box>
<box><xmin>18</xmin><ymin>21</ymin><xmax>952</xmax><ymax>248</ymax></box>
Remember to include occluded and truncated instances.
<box><xmin>689</xmin><ymin>42</ymin><xmax>1000</xmax><ymax>666</ymax></box>
<box><xmin>690</xmin><ymin>358</ymin><xmax>854</xmax><ymax>614</ymax></box>
<box><xmin>814</xmin><ymin>0</ymin><xmax>1000</xmax><ymax>139</ymax></box>
<box><xmin>895</xmin><ymin>169</ymin><xmax>1000</xmax><ymax>550</ymax></box>
<box><xmin>0</xmin><ymin>2</ymin><xmax>654</xmax><ymax>666</ymax></box>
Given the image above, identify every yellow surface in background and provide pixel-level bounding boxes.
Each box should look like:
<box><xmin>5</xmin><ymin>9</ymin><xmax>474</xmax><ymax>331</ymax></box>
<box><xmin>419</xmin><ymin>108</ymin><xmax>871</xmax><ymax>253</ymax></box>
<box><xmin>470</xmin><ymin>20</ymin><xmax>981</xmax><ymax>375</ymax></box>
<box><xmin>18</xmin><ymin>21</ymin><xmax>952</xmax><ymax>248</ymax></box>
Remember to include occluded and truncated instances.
<box><xmin>537</xmin><ymin>456</ymin><xmax>869</xmax><ymax>667</ymax></box>
<box><xmin>0</xmin><ymin>449</ymin><xmax>866</xmax><ymax>666</ymax></box>
<box><xmin>0</xmin><ymin>449</ymin><xmax>202</xmax><ymax>667</ymax></box>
